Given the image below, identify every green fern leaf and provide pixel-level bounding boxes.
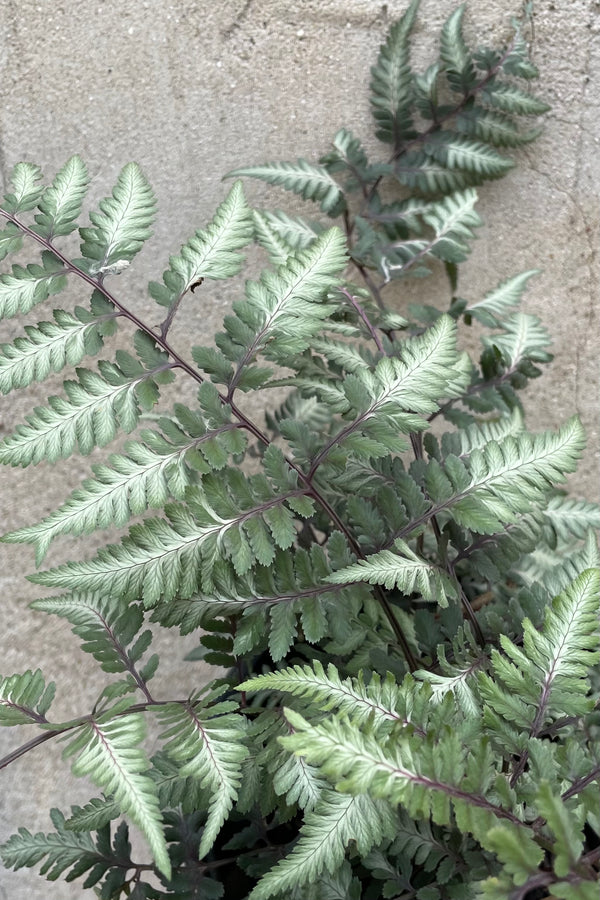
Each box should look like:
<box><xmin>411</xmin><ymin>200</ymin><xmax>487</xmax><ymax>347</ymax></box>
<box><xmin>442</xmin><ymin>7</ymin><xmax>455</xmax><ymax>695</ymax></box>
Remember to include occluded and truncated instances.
<box><xmin>63</xmin><ymin>797</ymin><xmax>120</xmax><ymax>833</ymax></box>
<box><xmin>456</xmin><ymin>107</ymin><xmax>542</xmax><ymax>148</ymax></box>
<box><xmin>369</xmin><ymin>0</ymin><xmax>420</xmax><ymax>146</ymax></box>
<box><xmin>0</xmin><ymin>304</ymin><xmax>116</xmax><ymax>395</ymax></box>
<box><xmin>63</xmin><ymin>712</ymin><xmax>170</xmax><ymax>878</ymax></box>
<box><xmin>482</xmin><ymin>823</ymin><xmax>544</xmax><ymax>885</ymax></box>
<box><xmin>149</xmin><ymin>181</ymin><xmax>252</xmax><ymax>309</ymax></box>
<box><xmin>466</xmin><ymin>269</ymin><xmax>540</xmax><ymax>326</ymax></box>
<box><xmin>543</xmin><ymin>495</ymin><xmax>600</xmax><ymax>543</ymax></box>
<box><xmin>31</xmin><ymin>593</ymin><xmax>153</xmax><ymax>677</ymax></box>
<box><xmin>241</xmin><ymin>661</ymin><xmax>412</xmax><ymax>731</ymax></box>
<box><xmin>250</xmin><ymin>790</ymin><xmax>396</xmax><ymax>900</ymax></box>
<box><xmin>251</xmin><ymin>209</ymin><xmax>322</xmax><ymax>251</ymax></box>
<box><xmin>381</xmin><ymin>190</ymin><xmax>482</xmax><ymax>278</ymax></box>
<box><xmin>252</xmin><ymin>209</ymin><xmax>295</xmax><ymax>266</ymax></box>
<box><xmin>1</xmin><ymin>162</ymin><xmax>44</xmax><ymax>214</ymax></box>
<box><xmin>226</xmin><ymin>159</ymin><xmax>345</xmax><ymax>215</ymax></box>
<box><xmin>0</xmin><ymin>250</ymin><xmax>68</xmax><ymax>319</ymax></box>
<box><xmin>439</xmin><ymin>5</ymin><xmax>477</xmax><ymax>94</ymax></box>
<box><xmin>34</xmin><ymin>155</ymin><xmax>90</xmax><ymax>239</ymax></box>
<box><xmin>0</xmin><ymin>223</ymin><xmax>23</xmax><ymax>260</ymax></box>
<box><xmin>328</xmin><ymin>539</ymin><xmax>458</xmax><ymax>606</ymax></box>
<box><xmin>79</xmin><ymin>162</ymin><xmax>156</xmax><ymax>272</ymax></box>
<box><xmin>0</xmin><ymin>808</ymin><xmax>110</xmax><ymax>883</ymax></box>
<box><xmin>480</xmin><ymin>568</ymin><xmax>600</xmax><ymax>729</ymax></box>
<box><xmin>0</xmin><ymin>350</ymin><xmax>174</xmax><ymax>466</ymax></box>
<box><xmin>439</xmin><ymin>408</ymin><xmax>524</xmax><ymax>458</ymax></box>
<box><xmin>3</xmin><ymin>398</ymin><xmax>244</xmax><ymax>563</ymax></box>
<box><xmin>425</xmin><ymin>133</ymin><xmax>513</xmax><ymax>178</ymax></box>
<box><xmin>0</xmin><ymin>669</ymin><xmax>55</xmax><ymax>725</ymax></box>
<box><xmin>482</xmin><ymin>83</ymin><xmax>550</xmax><ymax>116</ymax></box>
<box><xmin>483</xmin><ymin>313</ymin><xmax>552</xmax><ymax>368</ymax></box>
<box><xmin>157</xmin><ymin>699</ymin><xmax>247</xmax><ymax>859</ymax></box>
<box><xmin>536</xmin><ymin>783</ymin><xmax>584</xmax><ymax>879</ymax></box>
<box><xmin>219</xmin><ymin>227</ymin><xmax>347</xmax><ymax>389</ymax></box>
<box><xmin>438</xmin><ymin>419</ymin><xmax>586</xmax><ymax>534</ymax></box>
<box><xmin>395</xmin><ymin>151</ymin><xmax>473</xmax><ymax>193</ymax></box>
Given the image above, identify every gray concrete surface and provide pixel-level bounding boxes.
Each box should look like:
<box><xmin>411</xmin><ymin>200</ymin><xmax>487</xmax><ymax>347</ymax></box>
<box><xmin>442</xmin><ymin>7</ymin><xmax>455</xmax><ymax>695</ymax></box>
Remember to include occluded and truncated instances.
<box><xmin>0</xmin><ymin>1</ymin><xmax>598</xmax><ymax>897</ymax></box>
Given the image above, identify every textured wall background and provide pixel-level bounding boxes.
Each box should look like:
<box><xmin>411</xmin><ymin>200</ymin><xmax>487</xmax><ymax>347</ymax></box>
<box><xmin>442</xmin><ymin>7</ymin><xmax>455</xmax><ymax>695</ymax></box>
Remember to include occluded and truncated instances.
<box><xmin>0</xmin><ymin>1</ymin><xmax>598</xmax><ymax>897</ymax></box>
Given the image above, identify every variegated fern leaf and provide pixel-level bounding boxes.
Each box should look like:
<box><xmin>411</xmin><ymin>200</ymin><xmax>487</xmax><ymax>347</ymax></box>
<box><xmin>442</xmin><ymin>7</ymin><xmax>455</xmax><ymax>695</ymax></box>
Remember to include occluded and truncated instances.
<box><xmin>0</xmin><ymin>4</ymin><xmax>598</xmax><ymax>900</ymax></box>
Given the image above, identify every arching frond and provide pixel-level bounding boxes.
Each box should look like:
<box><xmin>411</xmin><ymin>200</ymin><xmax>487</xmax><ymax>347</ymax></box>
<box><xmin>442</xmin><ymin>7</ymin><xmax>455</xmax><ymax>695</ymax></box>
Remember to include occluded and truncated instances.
<box><xmin>226</xmin><ymin>159</ymin><xmax>346</xmax><ymax>215</ymax></box>
<box><xmin>157</xmin><ymin>699</ymin><xmax>247</xmax><ymax>859</ymax></box>
<box><xmin>79</xmin><ymin>162</ymin><xmax>156</xmax><ymax>272</ymax></box>
<box><xmin>63</xmin><ymin>713</ymin><xmax>170</xmax><ymax>877</ymax></box>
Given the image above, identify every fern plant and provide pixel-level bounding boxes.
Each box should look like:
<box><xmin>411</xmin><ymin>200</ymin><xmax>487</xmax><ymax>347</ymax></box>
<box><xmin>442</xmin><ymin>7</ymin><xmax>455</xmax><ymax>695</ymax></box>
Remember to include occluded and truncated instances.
<box><xmin>0</xmin><ymin>3</ymin><xmax>598</xmax><ymax>898</ymax></box>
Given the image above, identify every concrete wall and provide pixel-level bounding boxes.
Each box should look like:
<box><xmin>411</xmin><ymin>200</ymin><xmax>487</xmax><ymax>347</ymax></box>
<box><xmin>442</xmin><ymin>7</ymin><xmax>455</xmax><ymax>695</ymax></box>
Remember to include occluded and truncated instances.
<box><xmin>0</xmin><ymin>1</ymin><xmax>597</xmax><ymax>897</ymax></box>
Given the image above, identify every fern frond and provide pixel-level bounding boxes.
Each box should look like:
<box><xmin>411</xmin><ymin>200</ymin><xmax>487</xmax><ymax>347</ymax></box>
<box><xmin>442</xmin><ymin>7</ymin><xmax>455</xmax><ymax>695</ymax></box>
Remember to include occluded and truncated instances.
<box><xmin>226</xmin><ymin>159</ymin><xmax>345</xmax><ymax>215</ymax></box>
<box><xmin>199</xmin><ymin>227</ymin><xmax>347</xmax><ymax>391</ymax></box>
<box><xmin>0</xmin><ymin>669</ymin><xmax>55</xmax><ymax>725</ymax></box>
<box><xmin>63</xmin><ymin>797</ymin><xmax>120</xmax><ymax>833</ymax></box>
<box><xmin>0</xmin><ymin>222</ymin><xmax>23</xmax><ymax>261</ymax></box>
<box><xmin>149</xmin><ymin>181</ymin><xmax>253</xmax><ymax>309</ymax></box>
<box><xmin>395</xmin><ymin>151</ymin><xmax>473</xmax><ymax>193</ymax></box>
<box><xmin>241</xmin><ymin>661</ymin><xmax>411</xmax><ymax>732</ymax></box>
<box><xmin>0</xmin><ymin>340</ymin><xmax>174</xmax><ymax>466</ymax></box>
<box><xmin>457</xmin><ymin>107</ymin><xmax>542</xmax><ymax>148</ymax></box>
<box><xmin>439</xmin><ymin>6</ymin><xmax>477</xmax><ymax>94</ymax></box>
<box><xmin>252</xmin><ymin>209</ymin><xmax>322</xmax><ymax>251</ymax></box>
<box><xmin>4</xmin><ymin>389</ymin><xmax>245</xmax><ymax>563</ymax></box>
<box><xmin>34</xmin><ymin>155</ymin><xmax>90</xmax><ymax>240</ymax></box>
<box><xmin>31</xmin><ymin>593</ymin><xmax>154</xmax><ymax>681</ymax></box>
<box><xmin>482</xmin><ymin>83</ymin><xmax>550</xmax><ymax>116</ymax></box>
<box><xmin>425</xmin><ymin>133</ymin><xmax>513</xmax><ymax>179</ymax></box>
<box><xmin>1</xmin><ymin>162</ymin><xmax>44</xmax><ymax>214</ymax></box>
<box><xmin>63</xmin><ymin>712</ymin><xmax>170</xmax><ymax>877</ymax></box>
<box><xmin>0</xmin><ymin>250</ymin><xmax>68</xmax><ymax>319</ymax></box>
<box><xmin>280</xmin><ymin>708</ymin><xmax>523</xmax><ymax>842</ymax></box>
<box><xmin>0</xmin><ymin>808</ymin><xmax>110</xmax><ymax>883</ymax></box>
<box><xmin>29</xmin><ymin>471</ymin><xmax>308</xmax><ymax>604</ymax></box>
<box><xmin>0</xmin><ymin>298</ymin><xmax>118</xmax><ymax>395</ymax></box>
<box><xmin>79</xmin><ymin>162</ymin><xmax>156</xmax><ymax>272</ymax></box>
<box><xmin>250</xmin><ymin>790</ymin><xmax>396</xmax><ymax>900</ymax></box>
<box><xmin>438</xmin><ymin>408</ymin><xmax>525</xmax><ymax>458</ymax></box>
<box><xmin>369</xmin><ymin>0</ymin><xmax>420</xmax><ymax>146</ymax></box>
<box><xmin>157</xmin><ymin>699</ymin><xmax>247</xmax><ymax>859</ymax></box>
<box><xmin>484</xmin><ymin>312</ymin><xmax>552</xmax><ymax>369</ymax></box>
<box><xmin>381</xmin><ymin>189</ymin><xmax>482</xmax><ymax>278</ymax></box>
<box><xmin>480</xmin><ymin>568</ymin><xmax>600</xmax><ymax>729</ymax></box>
<box><xmin>430</xmin><ymin>419</ymin><xmax>586</xmax><ymax>534</ymax></box>
<box><xmin>543</xmin><ymin>495</ymin><xmax>600</xmax><ymax>543</ymax></box>
<box><xmin>466</xmin><ymin>269</ymin><xmax>540</xmax><ymax>326</ymax></box>
<box><xmin>328</xmin><ymin>539</ymin><xmax>458</xmax><ymax>607</ymax></box>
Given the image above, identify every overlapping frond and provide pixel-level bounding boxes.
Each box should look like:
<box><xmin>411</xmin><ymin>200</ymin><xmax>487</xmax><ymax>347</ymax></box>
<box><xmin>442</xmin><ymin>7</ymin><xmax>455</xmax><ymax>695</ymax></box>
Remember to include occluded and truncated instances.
<box><xmin>479</xmin><ymin>568</ymin><xmax>600</xmax><ymax>729</ymax></box>
<box><xmin>63</xmin><ymin>712</ymin><xmax>170</xmax><ymax>877</ymax></box>
<box><xmin>4</xmin><ymin>383</ymin><xmax>245</xmax><ymax>563</ymax></box>
<box><xmin>0</xmin><ymin>250</ymin><xmax>68</xmax><ymax>319</ymax></box>
<box><xmin>193</xmin><ymin>227</ymin><xmax>347</xmax><ymax>390</ymax></box>
<box><xmin>0</xmin><ymin>293</ymin><xmax>118</xmax><ymax>395</ymax></box>
<box><xmin>0</xmin><ymin>331</ymin><xmax>174</xmax><ymax>466</ymax></box>
<box><xmin>250</xmin><ymin>791</ymin><xmax>396</xmax><ymax>900</ymax></box>
<box><xmin>157</xmin><ymin>699</ymin><xmax>247</xmax><ymax>858</ymax></box>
